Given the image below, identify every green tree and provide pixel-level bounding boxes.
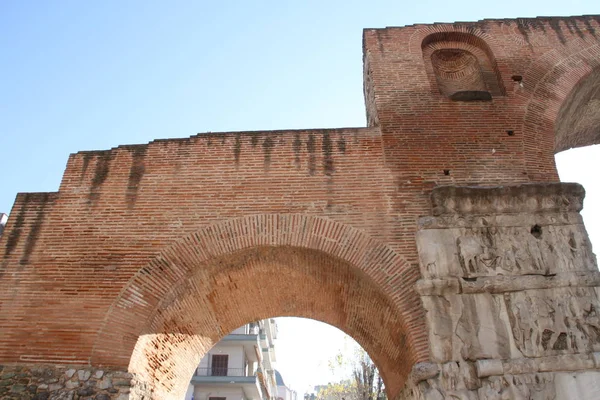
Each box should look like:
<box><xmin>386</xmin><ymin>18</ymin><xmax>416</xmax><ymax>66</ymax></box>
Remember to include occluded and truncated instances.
<box><xmin>351</xmin><ymin>349</ymin><xmax>384</xmax><ymax>400</ymax></box>
<box><xmin>316</xmin><ymin>342</ymin><xmax>385</xmax><ymax>400</ymax></box>
<box><xmin>315</xmin><ymin>380</ymin><xmax>357</xmax><ymax>400</ymax></box>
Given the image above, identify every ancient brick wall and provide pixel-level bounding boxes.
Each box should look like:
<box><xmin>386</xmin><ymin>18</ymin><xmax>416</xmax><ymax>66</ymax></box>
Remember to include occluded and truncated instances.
<box><xmin>362</xmin><ymin>17</ymin><xmax>600</xmax><ymax>280</ymax></box>
<box><xmin>1</xmin><ymin>15</ymin><xmax>600</xmax><ymax>400</ymax></box>
<box><xmin>0</xmin><ymin>128</ymin><xmax>426</xmax><ymax>398</ymax></box>
<box><xmin>364</xmin><ymin>16</ymin><xmax>600</xmax><ymax>182</ymax></box>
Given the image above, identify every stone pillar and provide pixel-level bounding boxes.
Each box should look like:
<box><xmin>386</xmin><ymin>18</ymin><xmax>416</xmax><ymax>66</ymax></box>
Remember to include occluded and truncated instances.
<box><xmin>403</xmin><ymin>183</ymin><xmax>600</xmax><ymax>399</ymax></box>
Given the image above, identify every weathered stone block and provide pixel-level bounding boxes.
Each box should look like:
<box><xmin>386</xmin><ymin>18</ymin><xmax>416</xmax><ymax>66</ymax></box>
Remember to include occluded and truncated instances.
<box><xmin>506</xmin><ymin>287</ymin><xmax>600</xmax><ymax>357</ymax></box>
<box><xmin>418</xmin><ymin>223</ymin><xmax>596</xmax><ymax>280</ymax></box>
<box><xmin>423</xmin><ymin>293</ymin><xmax>520</xmax><ymax>362</ymax></box>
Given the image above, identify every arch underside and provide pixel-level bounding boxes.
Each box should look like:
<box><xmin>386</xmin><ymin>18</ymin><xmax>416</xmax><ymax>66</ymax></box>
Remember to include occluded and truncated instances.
<box><xmin>129</xmin><ymin>246</ymin><xmax>409</xmax><ymax>400</ymax></box>
<box><xmin>519</xmin><ymin>41</ymin><xmax>600</xmax><ymax>180</ymax></box>
<box><xmin>555</xmin><ymin>67</ymin><xmax>600</xmax><ymax>153</ymax></box>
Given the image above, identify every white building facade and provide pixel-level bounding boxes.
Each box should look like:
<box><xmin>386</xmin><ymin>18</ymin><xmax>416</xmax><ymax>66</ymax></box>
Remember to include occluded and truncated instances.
<box><xmin>275</xmin><ymin>371</ymin><xmax>296</xmax><ymax>400</ymax></box>
<box><xmin>0</xmin><ymin>213</ymin><xmax>7</xmax><ymax>236</ymax></box>
<box><xmin>185</xmin><ymin>319</ymin><xmax>296</xmax><ymax>400</ymax></box>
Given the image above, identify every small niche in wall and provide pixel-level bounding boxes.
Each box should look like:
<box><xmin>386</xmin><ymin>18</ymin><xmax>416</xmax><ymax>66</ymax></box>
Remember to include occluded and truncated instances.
<box><xmin>422</xmin><ymin>31</ymin><xmax>505</xmax><ymax>101</ymax></box>
<box><xmin>431</xmin><ymin>48</ymin><xmax>490</xmax><ymax>100</ymax></box>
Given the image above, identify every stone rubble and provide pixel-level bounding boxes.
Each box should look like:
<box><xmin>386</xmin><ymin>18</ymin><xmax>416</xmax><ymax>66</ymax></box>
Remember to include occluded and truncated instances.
<box><xmin>0</xmin><ymin>365</ymin><xmax>132</xmax><ymax>400</ymax></box>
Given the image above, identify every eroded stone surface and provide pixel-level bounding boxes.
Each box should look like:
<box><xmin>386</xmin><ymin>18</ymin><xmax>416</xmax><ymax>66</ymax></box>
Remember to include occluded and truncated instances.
<box><xmin>423</xmin><ymin>292</ymin><xmax>520</xmax><ymax>362</ymax></box>
<box><xmin>424</xmin><ymin>286</ymin><xmax>600</xmax><ymax>363</ymax></box>
<box><xmin>398</xmin><ymin>360</ymin><xmax>600</xmax><ymax>400</ymax></box>
<box><xmin>418</xmin><ymin>224</ymin><xmax>596</xmax><ymax>280</ymax></box>
<box><xmin>506</xmin><ymin>287</ymin><xmax>600</xmax><ymax>357</ymax></box>
<box><xmin>412</xmin><ymin>184</ymin><xmax>600</xmax><ymax>399</ymax></box>
<box><xmin>429</xmin><ymin>183</ymin><xmax>585</xmax><ymax>217</ymax></box>
<box><xmin>0</xmin><ymin>365</ymin><xmax>132</xmax><ymax>400</ymax></box>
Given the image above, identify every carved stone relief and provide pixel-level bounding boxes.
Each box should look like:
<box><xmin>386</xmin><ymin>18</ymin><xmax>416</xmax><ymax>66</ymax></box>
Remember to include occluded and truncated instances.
<box><xmin>399</xmin><ymin>367</ymin><xmax>600</xmax><ymax>400</ymax></box>
<box><xmin>456</xmin><ymin>227</ymin><xmax>546</xmax><ymax>277</ymax></box>
<box><xmin>413</xmin><ymin>184</ymin><xmax>600</xmax><ymax>399</ymax></box>
<box><xmin>418</xmin><ymin>224</ymin><xmax>596</xmax><ymax>280</ymax></box>
<box><xmin>458</xmin><ymin>225</ymin><xmax>595</xmax><ymax>278</ymax></box>
<box><xmin>423</xmin><ymin>293</ymin><xmax>520</xmax><ymax>363</ymax></box>
<box><xmin>423</xmin><ymin>287</ymin><xmax>600</xmax><ymax>363</ymax></box>
<box><xmin>429</xmin><ymin>184</ymin><xmax>585</xmax><ymax>218</ymax></box>
<box><xmin>505</xmin><ymin>287</ymin><xmax>600</xmax><ymax>357</ymax></box>
<box><xmin>399</xmin><ymin>370</ymin><xmax>558</xmax><ymax>400</ymax></box>
<box><xmin>478</xmin><ymin>373</ymin><xmax>556</xmax><ymax>400</ymax></box>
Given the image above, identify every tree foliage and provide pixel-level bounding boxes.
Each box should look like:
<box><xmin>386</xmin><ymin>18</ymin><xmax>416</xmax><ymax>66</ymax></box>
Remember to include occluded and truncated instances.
<box><xmin>351</xmin><ymin>350</ymin><xmax>384</xmax><ymax>400</ymax></box>
<box><xmin>308</xmin><ymin>342</ymin><xmax>385</xmax><ymax>400</ymax></box>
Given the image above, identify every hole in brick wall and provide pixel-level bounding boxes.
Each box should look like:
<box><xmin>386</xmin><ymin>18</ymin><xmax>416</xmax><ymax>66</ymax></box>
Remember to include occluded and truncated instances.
<box><xmin>506</xmin><ymin>130</ymin><xmax>515</xmax><ymax>136</ymax></box>
<box><xmin>443</xmin><ymin>169</ymin><xmax>450</xmax><ymax>176</ymax></box>
<box><xmin>511</xmin><ymin>75</ymin><xmax>523</xmax><ymax>82</ymax></box>
<box><xmin>530</xmin><ymin>224</ymin><xmax>542</xmax><ymax>239</ymax></box>
<box><xmin>449</xmin><ymin>90</ymin><xmax>492</xmax><ymax>102</ymax></box>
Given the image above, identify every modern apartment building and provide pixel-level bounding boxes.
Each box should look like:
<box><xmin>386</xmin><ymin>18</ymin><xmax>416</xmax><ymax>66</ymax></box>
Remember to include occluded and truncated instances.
<box><xmin>274</xmin><ymin>371</ymin><xmax>296</xmax><ymax>400</ymax></box>
<box><xmin>0</xmin><ymin>213</ymin><xmax>7</xmax><ymax>236</ymax></box>
<box><xmin>185</xmin><ymin>319</ymin><xmax>296</xmax><ymax>400</ymax></box>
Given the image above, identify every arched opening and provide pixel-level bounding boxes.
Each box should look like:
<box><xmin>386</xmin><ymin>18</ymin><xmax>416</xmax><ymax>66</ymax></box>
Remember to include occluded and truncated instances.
<box><xmin>521</xmin><ymin>46</ymin><xmax>600</xmax><ymax>181</ymax></box>
<box><xmin>183</xmin><ymin>317</ymin><xmax>385</xmax><ymax>400</ymax></box>
<box><xmin>91</xmin><ymin>215</ymin><xmax>425</xmax><ymax>400</ymax></box>
<box><xmin>421</xmin><ymin>31</ymin><xmax>505</xmax><ymax>100</ymax></box>
<box><xmin>127</xmin><ymin>246</ymin><xmax>407</xmax><ymax>400</ymax></box>
<box><xmin>556</xmin><ymin>147</ymin><xmax>600</xmax><ymax>261</ymax></box>
<box><xmin>555</xmin><ymin>68</ymin><xmax>600</xmax><ymax>258</ymax></box>
<box><xmin>555</xmin><ymin>68</ymin><xmax>600</xmax><ymax>152</ymax></box>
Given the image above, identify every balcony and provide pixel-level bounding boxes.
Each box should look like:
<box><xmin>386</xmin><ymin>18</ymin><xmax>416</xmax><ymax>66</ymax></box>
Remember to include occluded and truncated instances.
<box><xmin>221</xmin><ymin>333</ymin><xmax>261</xmax><ymax>362</ymax></box>
<box><xmin>230</xmin><ymin>323</ymin><xmax>260</xmax><ymax>336</ymax></box>
<box><xmin>223</xmin><ymin>333</ymin><xmax>259</xmax><ymax>343</ymax></box>
<box><xmin>191</xmin><ymin>368</ymin><xmax>263</xmax><ymax>400</ymax></box>
<box><xmin>193</xmin><ymin>368</ymin><xmax>252</xmax><ymax>381</ymax></box>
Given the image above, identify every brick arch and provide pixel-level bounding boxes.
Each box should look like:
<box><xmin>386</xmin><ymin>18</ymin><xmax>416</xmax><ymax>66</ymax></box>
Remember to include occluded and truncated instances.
<box><xmin>408</xmin><ymin>24</ymin><xmax>505</xmax><ymax>58</ymax></box>
<box><xmin>555</xmin><ymin>67</ymin><xmax>600</xmax><ymax>152</ymax></box>
<box><xmin>91</xmin><ymin>214</ymin><xmax>426</xmax><ymax>400</ymax></box>
<box><xmin>520</xmin><ymin>42</ymin><xmax>600</xmax><ymax>181</ymax></box>
<box><xmin>421</xmin><ymin>36</ymin><xmax>506</xmax><ymax>98</ymax></box>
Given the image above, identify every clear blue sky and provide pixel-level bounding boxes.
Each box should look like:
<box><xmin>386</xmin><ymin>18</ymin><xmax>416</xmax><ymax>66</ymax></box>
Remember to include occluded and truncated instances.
<box><xmin>1</xmin><ymin>0</ymin><xmax>599</xmax><ymax>394</ymax></box>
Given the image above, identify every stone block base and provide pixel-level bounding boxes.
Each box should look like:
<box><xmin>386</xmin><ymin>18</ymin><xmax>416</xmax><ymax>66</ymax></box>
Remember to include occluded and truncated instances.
<box><xmin>0</xmin><ymin>364</ymin><xmax>133</xmax><ymax>400</ymax></box>
<box><xmin>406</xmin><ymin>183</ymin><xmax>600</xmax><ymax>399</ymax></box>
<box><xmin>399</xmin><ymin>360</ymin><xmax>600</xmax><ymax>399</ymax></box>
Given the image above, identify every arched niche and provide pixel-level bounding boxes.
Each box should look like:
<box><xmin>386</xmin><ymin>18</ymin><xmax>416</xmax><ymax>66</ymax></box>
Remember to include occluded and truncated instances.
<box><xmin>422</xmin><ymin>32</ymin><xmax>505</xmax><ymax>101</ymax></box>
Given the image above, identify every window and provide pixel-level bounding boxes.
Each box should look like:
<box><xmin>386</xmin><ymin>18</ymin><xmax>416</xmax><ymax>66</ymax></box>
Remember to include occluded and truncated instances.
<box><xmin>211</xmin><ymin>354</ymin><xmax>229</xmax><ymax>376</ymax></box>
